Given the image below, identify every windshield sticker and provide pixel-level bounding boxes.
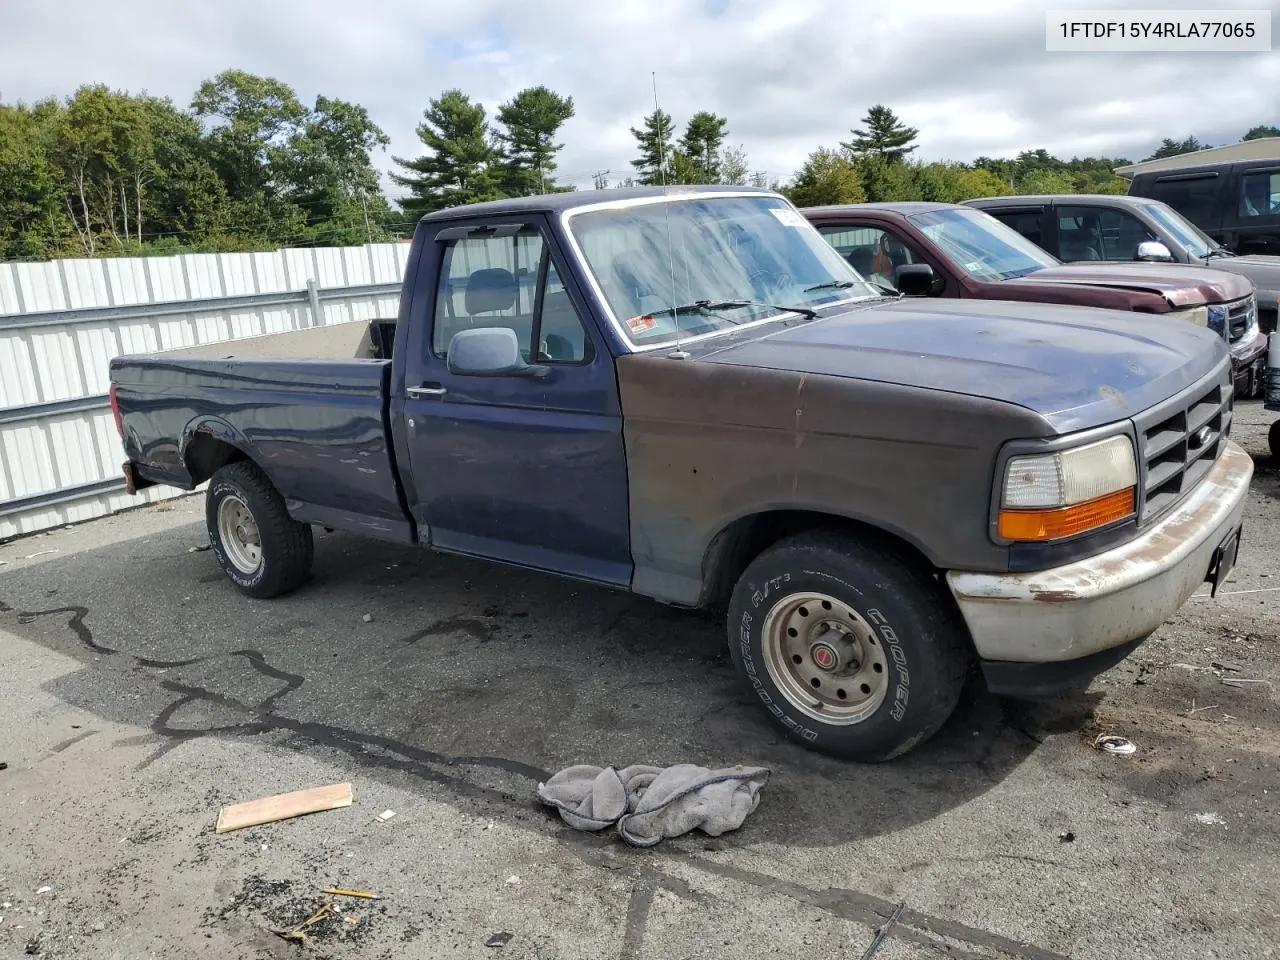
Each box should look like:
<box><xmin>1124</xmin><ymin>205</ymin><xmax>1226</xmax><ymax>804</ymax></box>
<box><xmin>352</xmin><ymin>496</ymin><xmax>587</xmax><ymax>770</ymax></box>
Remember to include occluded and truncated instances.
<box><xmin>768</xmin><ymin>207</ymin><xmax>807</xmax><ymax>228</ymax></box>
<box><xmin>626</xmin><ymin>314</ymin><xmax>657</xmax><ymax>334</ymax></box>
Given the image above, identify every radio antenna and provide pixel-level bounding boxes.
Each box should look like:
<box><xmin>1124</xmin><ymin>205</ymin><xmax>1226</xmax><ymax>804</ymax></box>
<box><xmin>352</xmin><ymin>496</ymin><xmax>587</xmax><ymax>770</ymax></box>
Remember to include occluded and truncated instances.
<box><xmin>653</xmin><ymin>72</ymin><xmax>687</xmax><ymax>359</ymax></box>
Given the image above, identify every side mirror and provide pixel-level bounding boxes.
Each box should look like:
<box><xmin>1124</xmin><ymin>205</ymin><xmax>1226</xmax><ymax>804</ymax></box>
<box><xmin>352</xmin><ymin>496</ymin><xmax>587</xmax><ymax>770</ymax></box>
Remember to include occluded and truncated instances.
<box><xmin>895</xmin><ymin>263</ymin><xmax>941</xmax><ymax>297</ymax></box>
<box><xmin>446</xmin><ymin>327</ymin><xmax>547</xmax><ymax>378</ymax></box>
<box><xmin>1136</xmin><ymin>240</ymin><xmax>1174</xmax><ymax>262</ymax></box>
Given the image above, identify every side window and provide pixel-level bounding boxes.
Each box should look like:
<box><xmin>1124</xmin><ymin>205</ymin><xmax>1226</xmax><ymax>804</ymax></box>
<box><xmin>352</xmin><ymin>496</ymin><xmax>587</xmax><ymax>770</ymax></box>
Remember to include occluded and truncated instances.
<box><xmin>1056</xmin><ymin>206</ymin><xmax>1155</xmax><ymax>261</ymax></box>
<box><xmin>991</xmin><ymin>211</ymin><xmax>1045</xmax><ymax>250</ymax></box>
<box><xmin>1144</xmin><ymin>174</ymin><xmax>1221</xmax><ymax>225</ymax></box>
<box><xmin>432</xmin><ymin>228</ymin><xmax>590</xmax><ymax>364</ymax></box>
<box><xmin>817</xmin><ymin>225</ymin><xmax>919</xmax><ymax>291</ymax></box>
<box><xmin>1239</xmin><ymin>171</ymin><xmax>1280</xmax><ymax>218</ymax></box>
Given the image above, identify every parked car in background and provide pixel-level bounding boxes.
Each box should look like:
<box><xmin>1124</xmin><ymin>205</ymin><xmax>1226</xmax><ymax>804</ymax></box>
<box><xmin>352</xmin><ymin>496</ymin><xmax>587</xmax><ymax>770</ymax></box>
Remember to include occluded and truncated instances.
<box><xmin>1126</xmin><ymin>157</ymin><xmax>1280</xmax><ymax>257</ymax></box>
<box><xmin>109</xmin><ymin>186</ymin><xmax>1252</xmax><ymax>763</ymax></box>
<box><xmin>802</xmin><ymin>202</ymin><xmax>1266</xmax><ymax>398</ymax></box>
<box><xmin>964</xmin><ymin>193</ymin><xmax>1280</xmax><ymax>337</ymax></box>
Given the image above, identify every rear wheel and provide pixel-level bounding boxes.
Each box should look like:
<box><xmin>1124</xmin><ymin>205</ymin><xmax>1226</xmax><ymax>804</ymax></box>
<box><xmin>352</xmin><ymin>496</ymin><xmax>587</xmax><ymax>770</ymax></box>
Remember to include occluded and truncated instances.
<box><xmin>206</xmin><ymin>461</ymin><xmax>313</xmax><ymax>598</ymax></box>
<box><xmin>727</xmin><ymin>531</ymin><xmax>972</xmax><ymax>762</ymax></box>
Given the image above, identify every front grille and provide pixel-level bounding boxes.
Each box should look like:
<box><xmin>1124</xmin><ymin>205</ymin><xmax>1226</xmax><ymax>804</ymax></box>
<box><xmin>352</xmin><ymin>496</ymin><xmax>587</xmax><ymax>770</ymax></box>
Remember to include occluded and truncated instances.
<box><xmin>1224</xmin><ymin>294</ymin><xmax>1256</xmax><ymax>343</ymax></box>
<box><xmin>1134</xmin><ymin>365</ymin><xmax>1233</xmax><ymax>524</ymax></box>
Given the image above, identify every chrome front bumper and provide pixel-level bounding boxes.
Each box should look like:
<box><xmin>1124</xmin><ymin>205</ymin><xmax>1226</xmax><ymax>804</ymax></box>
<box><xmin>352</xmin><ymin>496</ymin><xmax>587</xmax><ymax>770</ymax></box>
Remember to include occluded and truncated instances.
<box><xmin>946</xmin><ymin>441</ymin><xmax>1253</xmax><ymax>664</ymax></box>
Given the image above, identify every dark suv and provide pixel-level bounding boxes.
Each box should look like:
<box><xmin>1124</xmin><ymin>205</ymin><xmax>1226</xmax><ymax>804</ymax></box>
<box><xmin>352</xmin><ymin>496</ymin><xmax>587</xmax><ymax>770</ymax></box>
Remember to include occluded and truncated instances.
<box><xmin>1126</xmin><ymin>158</ymin><xmax>1280</xmax><ymax>257</ymax></box>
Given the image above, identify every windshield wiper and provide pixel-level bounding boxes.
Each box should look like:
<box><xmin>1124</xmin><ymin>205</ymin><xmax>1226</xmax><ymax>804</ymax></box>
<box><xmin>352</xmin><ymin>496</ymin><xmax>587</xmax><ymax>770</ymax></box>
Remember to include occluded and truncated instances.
<box><xmin>646</xmin><ymin>298</ymin><xmax>818</xmax><ymax>321</ymax></box>
<box><xmin>803</xmin><ymin>279</ymin><xmax>856</xmax><ymax>293</ymax></box>
<box><xmin>1205</xmin><ymin>246</ymin><xmax>1235</xmax><ymax>259</ymax></box>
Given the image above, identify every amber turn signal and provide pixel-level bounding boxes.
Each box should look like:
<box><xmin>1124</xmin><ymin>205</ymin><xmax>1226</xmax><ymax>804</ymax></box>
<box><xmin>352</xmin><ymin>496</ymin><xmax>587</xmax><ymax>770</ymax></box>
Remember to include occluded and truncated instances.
<box><xmin>998</xmin><ymin>487</ymin><xmax>1136</xmax><ymax>542</ymax></box>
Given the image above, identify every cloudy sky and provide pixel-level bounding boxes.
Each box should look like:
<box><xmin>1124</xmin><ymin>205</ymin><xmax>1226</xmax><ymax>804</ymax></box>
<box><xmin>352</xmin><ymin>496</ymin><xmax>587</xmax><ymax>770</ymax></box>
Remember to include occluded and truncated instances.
<box><xmin>3</xmin><ymin>0</ymin><xmax>1278</xmax><ymax>195</ymax></box>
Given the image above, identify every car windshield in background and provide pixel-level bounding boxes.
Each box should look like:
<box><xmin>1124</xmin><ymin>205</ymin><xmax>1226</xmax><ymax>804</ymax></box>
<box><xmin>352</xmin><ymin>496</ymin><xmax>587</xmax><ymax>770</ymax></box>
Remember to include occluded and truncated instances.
<box><xmin>565</xmin><ymin>194</ymin><xmax>879</xmax><ymax>347</ymax></box>
<box><xmin>907</xmin><ymin>207</ymin><xmax>1059</xmax><ymax>281</ymax></box>
<box><xmin>1141</xmin><ymin>202</ymin><xmax>1216</xmax><ymax>258</ymax></box>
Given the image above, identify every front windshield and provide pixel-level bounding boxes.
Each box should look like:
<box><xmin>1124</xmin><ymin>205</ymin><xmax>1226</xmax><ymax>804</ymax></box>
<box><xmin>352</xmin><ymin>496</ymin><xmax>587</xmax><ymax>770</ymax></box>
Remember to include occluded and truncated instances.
<box><xmin>1141</xmin><ymin>202</ymin><xmax>1217</xmax><ymax>258</ymax></box>
<box><xmin>907</xmin><ymin>207</ymin><xmax>1059</xmax><ymax>281</ymax></box>
<box><xmin>564</xmin><ymin>194</ymin><xmax>879</xmax><ymax>346</ymax></box>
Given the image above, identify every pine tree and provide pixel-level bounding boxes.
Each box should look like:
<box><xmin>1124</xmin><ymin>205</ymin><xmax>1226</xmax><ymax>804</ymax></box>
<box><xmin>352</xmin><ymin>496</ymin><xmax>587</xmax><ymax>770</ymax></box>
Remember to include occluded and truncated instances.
<box><xmin>841</xmin><ymin>105</ymin><xmax>919</xmax><ymax>163</ymax></box>
<box><xmin>494</xmin><ymin>85</ymin><xmax>575</xmax><ymax>196</ymax></box>
<box><xmin>629</xmin><ymin>109</ymin><xmax>675</xmax><ymax>185</ymax></box>
<box><xmin>391</xmin><ymin>89</ymin><xmax>499</xmax><ymax>217</ymax></box>
<box><xmin>678</xmin><ymin>111</ymin><xmax>728</xmax><ymax>182</ymax></box>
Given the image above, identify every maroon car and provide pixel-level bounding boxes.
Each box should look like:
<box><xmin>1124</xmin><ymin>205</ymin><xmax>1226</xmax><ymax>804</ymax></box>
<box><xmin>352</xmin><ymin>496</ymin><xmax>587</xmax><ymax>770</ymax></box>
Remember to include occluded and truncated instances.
<box><xmin>803</xmin><ymin>202</ymin><xmax>1266</xmax><ymax>398</ymax></box>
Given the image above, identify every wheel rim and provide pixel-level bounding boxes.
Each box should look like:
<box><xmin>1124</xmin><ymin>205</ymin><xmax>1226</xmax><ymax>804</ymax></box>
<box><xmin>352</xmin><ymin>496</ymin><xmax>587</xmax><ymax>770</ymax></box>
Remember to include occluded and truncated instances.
<box><xmin>217</xmin><ymin>495</ymin><xmax>262</xmax><ymax>575</ymax></box>
<box><xmin>761</xmin><ymin>591</ymin><xmax>889</xmax><ymax>725</ymax></box>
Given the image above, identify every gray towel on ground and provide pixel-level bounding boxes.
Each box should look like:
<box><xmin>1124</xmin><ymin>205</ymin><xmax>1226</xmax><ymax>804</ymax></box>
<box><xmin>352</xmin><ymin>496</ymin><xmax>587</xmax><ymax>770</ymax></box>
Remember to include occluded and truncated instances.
<box><xmin>536</xmin><ymin>763</ymin><xmax>770</xmax><ymax>847</ymax></box>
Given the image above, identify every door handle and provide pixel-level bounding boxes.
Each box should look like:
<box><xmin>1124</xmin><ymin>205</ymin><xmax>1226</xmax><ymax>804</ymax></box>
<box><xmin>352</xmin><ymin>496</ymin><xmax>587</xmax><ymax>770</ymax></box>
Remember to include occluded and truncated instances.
<box><xmin>406</xmin><ymin>383</ymin><xmax>447</xmax><ymax>399</ymax></box>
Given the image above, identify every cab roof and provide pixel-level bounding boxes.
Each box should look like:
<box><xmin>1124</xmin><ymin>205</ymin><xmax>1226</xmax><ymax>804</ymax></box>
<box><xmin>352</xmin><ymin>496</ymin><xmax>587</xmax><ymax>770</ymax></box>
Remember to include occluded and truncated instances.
<box><xmin>416</xmin><ymin>185</ymin><xmax>778</xmax><ymax>223</ymax></box>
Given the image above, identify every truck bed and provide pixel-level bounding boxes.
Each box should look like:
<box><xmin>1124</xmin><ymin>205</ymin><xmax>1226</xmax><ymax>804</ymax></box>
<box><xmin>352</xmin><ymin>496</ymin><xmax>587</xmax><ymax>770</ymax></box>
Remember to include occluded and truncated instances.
<box><xmin>110</xmin><ymin>320</ymin><xmax>414</xmax><ymax>544</ymax></box>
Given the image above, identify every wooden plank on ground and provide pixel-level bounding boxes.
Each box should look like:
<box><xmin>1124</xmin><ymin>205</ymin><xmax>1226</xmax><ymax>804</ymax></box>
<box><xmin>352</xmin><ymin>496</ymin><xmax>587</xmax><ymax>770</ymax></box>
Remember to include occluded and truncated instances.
<box><xmin>215</xmin><ymin>782</ymin><xmax>353</xmax><ymax>834</ymax></box>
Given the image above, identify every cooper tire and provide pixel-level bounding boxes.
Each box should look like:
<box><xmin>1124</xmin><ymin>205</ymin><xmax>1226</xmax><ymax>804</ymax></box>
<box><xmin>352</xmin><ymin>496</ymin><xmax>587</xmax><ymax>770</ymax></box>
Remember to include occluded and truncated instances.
<box><xmin>206</xmin><ymin>461</ymin><xmax>313</xmax><ymax>599</ymax></box>
<box><xmin>727</xmin><ymin>531</ymin><xmax>972</xmax><ymax>762</ymax></box>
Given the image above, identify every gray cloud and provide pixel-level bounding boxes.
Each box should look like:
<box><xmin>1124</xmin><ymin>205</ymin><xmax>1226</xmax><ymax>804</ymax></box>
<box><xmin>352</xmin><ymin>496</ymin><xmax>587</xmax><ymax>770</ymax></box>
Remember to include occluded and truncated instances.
<box><xmin>2</xmin><ymin>0</ymin><xmax>1278</xmax><ymax>195</ymax></box>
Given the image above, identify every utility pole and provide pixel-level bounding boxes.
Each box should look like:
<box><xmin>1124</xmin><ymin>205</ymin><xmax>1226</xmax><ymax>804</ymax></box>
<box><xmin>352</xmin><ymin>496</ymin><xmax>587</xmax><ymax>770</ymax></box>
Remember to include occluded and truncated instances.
<box><xmin>592</xmin><ymin>169</ymin><xmax>610</xmax><ymax>190</ymax></box>
<box><xmin>359</xmin><ymin>188</ymin><xmax>373</xmax><ymax>244</ymax></box>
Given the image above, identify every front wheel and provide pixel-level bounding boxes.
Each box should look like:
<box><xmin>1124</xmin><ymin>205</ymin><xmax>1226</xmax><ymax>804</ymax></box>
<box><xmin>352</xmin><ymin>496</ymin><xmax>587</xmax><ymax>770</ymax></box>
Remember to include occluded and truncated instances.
<box><xmin>206</xmin><ymin>461</ymin><xmax>313</xmax><ymax>598</ymax></box>
<box><xmin>727</xmin><ymin>531</ymin><xmax>972</xmax><ymax>762</ymax></box>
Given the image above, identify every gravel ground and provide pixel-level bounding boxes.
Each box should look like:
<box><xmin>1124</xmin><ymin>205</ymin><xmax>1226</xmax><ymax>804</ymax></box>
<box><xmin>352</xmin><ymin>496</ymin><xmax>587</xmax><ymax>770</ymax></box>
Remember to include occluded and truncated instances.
<box><xmin>1</xmin><ymin>404</ymin><xmax>1279</xmax><ymax>960</ymax></box>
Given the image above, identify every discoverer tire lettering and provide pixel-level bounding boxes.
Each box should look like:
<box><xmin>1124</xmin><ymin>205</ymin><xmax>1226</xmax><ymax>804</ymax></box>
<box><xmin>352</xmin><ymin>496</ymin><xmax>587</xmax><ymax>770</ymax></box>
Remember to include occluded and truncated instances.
<box><xmin>726</xmin><ymin>531</ymin><xmax>972</xmax><ymax>762</ymax></box>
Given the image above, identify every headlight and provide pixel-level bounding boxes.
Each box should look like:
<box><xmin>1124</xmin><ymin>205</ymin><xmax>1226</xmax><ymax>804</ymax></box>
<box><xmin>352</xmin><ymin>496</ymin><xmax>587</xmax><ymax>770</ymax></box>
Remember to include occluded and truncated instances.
<box><xmin>1207</xmin><ymin>304</ymin><xmax>1229</xmax><ymax>339</ymax></box>
<box><xmin>998</xmin><ymin>435</ymin><xmax>1137</xmax><ymax>542</ymax></box>
<box><xmin>1173</xmin><ymin>305</ymin><xmax>1209</xmax><ymax>328</ymax></box>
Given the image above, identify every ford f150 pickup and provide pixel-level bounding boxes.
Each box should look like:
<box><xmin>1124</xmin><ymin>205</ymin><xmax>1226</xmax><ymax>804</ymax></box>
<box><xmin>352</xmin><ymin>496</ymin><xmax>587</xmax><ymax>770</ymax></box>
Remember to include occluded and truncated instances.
<box><xmin>803</xmin><ymin>201</ymin><xmax>1266</xmax><ymax>399</ymax></box>
<box><xmin>109</xmin><ymin>186</ymin><xmax>1253</xmax><ymax>762</ymax></box>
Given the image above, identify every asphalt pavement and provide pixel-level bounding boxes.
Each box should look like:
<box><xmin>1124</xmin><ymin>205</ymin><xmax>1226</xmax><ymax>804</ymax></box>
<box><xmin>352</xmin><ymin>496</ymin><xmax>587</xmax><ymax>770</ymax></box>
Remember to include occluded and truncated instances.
<box><xmin>2</xmin><ymin>404</ymin><xmax>1279</xmax><ymax>960</ymax></box>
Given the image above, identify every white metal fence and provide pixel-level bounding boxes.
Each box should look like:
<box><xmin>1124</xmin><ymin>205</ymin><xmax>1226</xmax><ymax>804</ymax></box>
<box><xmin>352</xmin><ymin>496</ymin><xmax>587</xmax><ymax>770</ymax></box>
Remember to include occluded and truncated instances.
<box><xmin>0</xmin><ymin>242</ymin><xmax>412</xmax><ymax>541</ymax></box>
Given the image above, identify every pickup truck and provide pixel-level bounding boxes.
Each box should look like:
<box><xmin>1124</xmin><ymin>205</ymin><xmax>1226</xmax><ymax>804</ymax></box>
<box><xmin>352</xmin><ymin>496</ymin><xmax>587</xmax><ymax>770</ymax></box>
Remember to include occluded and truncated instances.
<box><xmin>802</xmin><ymin>201</ymin><xmax>1266</xmax><ymax>399</ymax></box>
<box><xmin>964</xmin><ymin>193</ymin><xmax>1280</xmax><ymax>338</ymax></box>
<box><xmin>109</xmin><ymin>185</ymin><xmax>1253</xmax><ymax>763</ymax></box>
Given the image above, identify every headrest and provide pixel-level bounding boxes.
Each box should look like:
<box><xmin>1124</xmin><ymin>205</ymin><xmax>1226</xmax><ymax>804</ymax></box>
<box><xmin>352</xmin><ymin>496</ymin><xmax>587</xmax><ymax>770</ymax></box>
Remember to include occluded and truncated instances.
<box><xmin>612</xmin><ymin>253</ymin><xmax>655</xmax><ymax>298</ymax></box>
<box><xmin>465</xmin><ymin>267</ymin><xmax>516</xmax><ymax>315</ymax></box>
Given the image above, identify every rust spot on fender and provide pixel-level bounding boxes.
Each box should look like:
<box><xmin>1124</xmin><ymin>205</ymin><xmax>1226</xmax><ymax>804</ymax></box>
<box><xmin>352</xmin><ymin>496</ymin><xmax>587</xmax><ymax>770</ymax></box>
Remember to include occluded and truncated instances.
<box><xmin>1032</xmin><ymin>589</ymin><xmax>1078</xmax><ymax>603</ymax></box>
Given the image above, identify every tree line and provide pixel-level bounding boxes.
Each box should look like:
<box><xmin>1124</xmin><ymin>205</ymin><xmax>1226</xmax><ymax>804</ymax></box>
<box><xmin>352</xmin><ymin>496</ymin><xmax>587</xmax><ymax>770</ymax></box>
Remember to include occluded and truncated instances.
<box><xmin>2</xmin><ymin>72</ymin><xmax>1276</xmax><ymax>262</ymax></box>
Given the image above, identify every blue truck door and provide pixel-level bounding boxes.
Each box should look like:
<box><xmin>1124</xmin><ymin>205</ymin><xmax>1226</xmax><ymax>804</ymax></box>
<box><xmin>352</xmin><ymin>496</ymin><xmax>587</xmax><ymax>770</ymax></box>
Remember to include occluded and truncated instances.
<box><xmin>398</xmin><ymin>218</ymin><xmax>632</xmax><ymax>587</ymax></box>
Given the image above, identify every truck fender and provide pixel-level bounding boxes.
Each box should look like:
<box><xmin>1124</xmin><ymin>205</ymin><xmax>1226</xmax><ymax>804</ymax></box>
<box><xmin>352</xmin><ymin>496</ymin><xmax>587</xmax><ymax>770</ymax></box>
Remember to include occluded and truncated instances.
<box><xmin>180</xmin><ymin>416</ymin><xmax>264</xmax><ymax>485</ymax></box>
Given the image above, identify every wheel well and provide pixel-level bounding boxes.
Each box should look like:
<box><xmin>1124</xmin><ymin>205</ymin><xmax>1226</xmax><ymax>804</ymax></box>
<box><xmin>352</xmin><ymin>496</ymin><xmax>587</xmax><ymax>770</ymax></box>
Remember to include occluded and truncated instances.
<box><xmin>700</xmin><ymin>510</ymin><xmax>939</xmax><ymax>607</ymax></box>
<box><xmin>184</xmin><ymin>432</ymin><xmax>249</xmax><ymax>485</ymax></box>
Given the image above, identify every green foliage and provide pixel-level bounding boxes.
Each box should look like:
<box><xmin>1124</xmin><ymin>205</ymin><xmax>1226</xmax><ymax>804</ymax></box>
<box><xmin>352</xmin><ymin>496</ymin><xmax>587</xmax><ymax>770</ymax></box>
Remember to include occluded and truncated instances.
<box><xmin>494</xmin><ymin>86</ymin><xmax>576</xmax><ymax>195</ymax></box>
<box><xmin>719</xmin><ymin>145</ymin><xmax>749</xmax><ymax>186</ymax></box>
<box><xmin>842</xmin><ymin>105</ymin><xmax>919</xmax><ymax>163</ymax></box>
<box><xmin>785</xmin><ymin>148</ymin><xmax>866</xmax><ymax>206</ymax></box>
<box><xmin>677</xmin><ymin>111</ymin><xmax>729</xmax><ymax>182</ymax></box>
<box><xmin>390</xmin><ymin>89</ymin><xmax>501</xmax><ymax>217</ymax></box>
<box><xmin>858</xmin><ymin>155</ymin><xmax>922</xmax><ymax>201</ymax></box>
<box><xmin>0</xmin><ymin>100</ymin><xmax>72</xmax><ymax>259</ymax></box>
<box><xmin>629</xmin><ymin>109</ymin><xmax>676</xmax><ymax>185</ymax></box>
<box><xmin>1143</xmin><ymin>136</ymin><xmax>1209</xmax><ymax>161</ymax></box>
<box><xmin>3</xmin><ymin>79</ymin><xmax>1277</xmax><ymax>263</ymax></box>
